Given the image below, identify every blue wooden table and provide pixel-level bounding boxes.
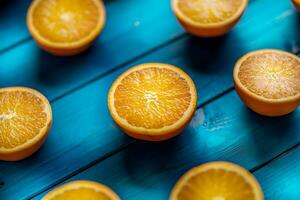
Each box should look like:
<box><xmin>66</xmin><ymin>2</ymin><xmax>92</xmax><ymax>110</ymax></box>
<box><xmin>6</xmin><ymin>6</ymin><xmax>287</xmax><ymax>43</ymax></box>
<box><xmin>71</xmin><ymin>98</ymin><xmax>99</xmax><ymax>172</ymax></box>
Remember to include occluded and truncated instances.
<box><xmin>1</xmin><ymin>0</ymin><xmax>300</xmax><ymax>199</ymax></box>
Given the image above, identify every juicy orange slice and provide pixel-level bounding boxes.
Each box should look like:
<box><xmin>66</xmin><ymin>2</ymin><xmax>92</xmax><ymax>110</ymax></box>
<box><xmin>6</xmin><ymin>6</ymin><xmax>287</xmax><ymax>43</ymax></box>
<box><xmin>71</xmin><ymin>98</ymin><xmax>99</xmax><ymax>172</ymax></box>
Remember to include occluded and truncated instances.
<box><xmin>170</xmin><ymin>162</ymin><xmax>264</xmax><ymax>200</ymax></box>
<box><xmin>172</xmin><ymin>0</ymin><xmax>248</xmax><ymax>37</ymax></box>
<box><xmin>108</xmin><ymin>63</ymin><xmax>197</xmax><ymax>141</ymax></box>
<box><xmin>42</xmin><ymin>181</ymin><xmax>120</xmax><ymax>200</ymax></box>
<box><xmin>27</xmin><ymin>0</ymin><xmax>106</xmax><ymax>56</ymax></box>
<box><xmin>234</xmin><ymin>49</ymin><xmax>300</xmax><ymax>116</ymax></box>
<box><xmin>0</xmin><ymin>87</ymin><xmax>52</xmax><ymax>161</ymax></box>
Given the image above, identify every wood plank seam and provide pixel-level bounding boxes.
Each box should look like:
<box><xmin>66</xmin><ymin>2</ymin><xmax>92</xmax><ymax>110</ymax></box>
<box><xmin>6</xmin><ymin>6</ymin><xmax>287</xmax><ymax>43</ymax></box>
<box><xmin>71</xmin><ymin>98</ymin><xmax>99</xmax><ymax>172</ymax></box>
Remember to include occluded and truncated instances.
<box><xmin>24</xmin><ymin>51</ymin><xmax>300</xmax><ymax>199</ymax></box>
<box><xmin>0</xmin><ymin>0</ymin><xmax>259</xmax><ymax>55</ymax></box>
<box><xmin>250</xmin><ymin>142</ymin><xmax>300</xmax><ymax>173</ymax></box>
<box><xmin>49</xmin><ymin>33</ymin><xmax>188</xmax><ymax>103</ymax></box>
<box><xmin>0</xmin><ymin>37</ymin><xmax>31</xmax><ymax>55</ymax></box>
<box><xmin>28</xmin><ymin>87</ymin><xmax>236</xmax><ymax>199</ymax></box>
<box><xmin>24</xmin><ymin>140</ymin><xmax>137</xmax><ymax>200</ymax></box>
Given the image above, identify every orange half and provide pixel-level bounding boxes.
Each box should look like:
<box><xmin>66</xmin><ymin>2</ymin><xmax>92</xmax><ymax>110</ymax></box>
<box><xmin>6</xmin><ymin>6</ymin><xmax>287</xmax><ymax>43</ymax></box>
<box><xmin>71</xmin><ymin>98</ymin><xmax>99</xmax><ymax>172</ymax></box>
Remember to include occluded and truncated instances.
<box><xmin>292</xmin><ymin>0</ymin><xmax>300</xmax><ymax>10</ymax></box>
<box><xmin>234</xmin><ymin>49</ymin><xmax>300</xmax><ymax>116</ymax></box>
<box><xmin>27</xmin><ymin>0</ymin><xmax>106</xmax><ymax>56</ymax></box>
<box><xmin>172</xmin><ymin>0</ymin><xmax>248</xmax><ymax>37</ymax></box>
<box><xmin>0</xmin><ymin>87</ymin><xmax>52</xmax><ymax>161</ymax></box>
<box><xmin>170</xmin><ymin>162</ymin><xmax>264</xmax><ymax>200</ymax></box>
<box><xmin>108</xmin><ymin>63</ymin><xmax>197</xmax><ymax>141</ymax></box>
<box><xmin>42</xmin><ymin>181</ymin><xmax>120</xmax><ymax>200</ymax></box>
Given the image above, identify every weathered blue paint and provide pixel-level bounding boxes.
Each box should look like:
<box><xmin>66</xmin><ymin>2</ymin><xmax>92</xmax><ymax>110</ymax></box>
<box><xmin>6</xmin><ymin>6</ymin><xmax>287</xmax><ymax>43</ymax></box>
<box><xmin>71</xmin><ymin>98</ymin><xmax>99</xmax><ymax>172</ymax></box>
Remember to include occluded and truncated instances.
<box><xmin>0</xmin><ymin>0</ymin><xmax>299</xmax><ymax>199</ymax></box>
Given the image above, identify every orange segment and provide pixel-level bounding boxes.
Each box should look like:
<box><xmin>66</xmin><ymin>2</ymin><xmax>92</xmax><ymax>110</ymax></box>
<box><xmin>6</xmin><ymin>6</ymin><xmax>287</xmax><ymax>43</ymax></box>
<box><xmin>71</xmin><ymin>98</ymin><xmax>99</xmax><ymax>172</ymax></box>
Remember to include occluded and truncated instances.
<box><xmin>170</xmin><ymin>162</ymin><xmax>264</xmax><ymax>200</ymax></box>
<box><xmin>42</xmin><ymin>181</ymin><xmax>120</xmax><ymax>200</ymax></box>
<box><xmin>172</xmin><ymin>0</ymin><xmax>248</xmax><ymax>37</ymax></box>
<box><xmin>0</xmin><ymin>87</ymin><xmax>52</xmax><ymax>161</ymax></box>
<box><xmin>108</xmin><ymin>63</ymin><xmax>197</xmax><ymax>141</ymax></box>
<box><xmin>27</xmin><ymin>0</ymin><xmax>106</xmax><ymax>56</ymax></box>
<box><xmin>234</xmin><ymin>49</ymin><xmax>300</xmax><ymax>116</ymax></box>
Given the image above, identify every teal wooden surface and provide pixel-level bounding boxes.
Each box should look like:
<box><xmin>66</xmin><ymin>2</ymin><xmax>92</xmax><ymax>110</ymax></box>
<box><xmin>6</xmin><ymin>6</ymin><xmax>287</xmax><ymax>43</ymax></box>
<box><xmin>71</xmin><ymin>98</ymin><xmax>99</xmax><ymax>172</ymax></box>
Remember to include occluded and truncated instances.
<box><xmin>0</xmin><ymin>0</ymin><xmax>300</xmax><ymax>199</ymax></box>
<box><xmin>33</xmin><ymin>91</ymin><xmax>300</xmax><ymax>200</ymax></box>
<box><xmin>255</xmin><ymin>146</ymin><xmax>300</xmax><ymax>200</ymax></box>
<box><xmin>1</xmin><ymin>0</ymin><xmax>298</xmax><ymax>101</ymax></box>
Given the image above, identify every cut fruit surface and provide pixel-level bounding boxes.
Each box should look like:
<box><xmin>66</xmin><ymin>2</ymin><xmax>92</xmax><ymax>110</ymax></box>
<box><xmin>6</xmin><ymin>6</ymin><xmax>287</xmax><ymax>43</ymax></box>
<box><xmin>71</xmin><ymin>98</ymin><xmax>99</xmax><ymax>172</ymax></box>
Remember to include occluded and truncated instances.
<box><xmin>170</xmin><ymin>162</ymin><xmax>264</xmax><ymax>200</ymax></box>
<box><xmin>292</xmin><ymin>0</ymin><xmax>300</xmax><ymax>10</ymax></box>
<box><xmin>0</xmin><ymin>87</ymin><xmax>52</xmax><ymax>161</ymax></box>
<box><xmin>27</xmin><ymin>0</ymin><xmax>106</xmax><ymax>55</ymax></box>
<box><xmin>234</xmin><ymin>49</ymin><xmax>300</xmax><ymax>116</ymax></box>
<box><xmin>172</xmin><ymin>0</ymin><xmax>248</xmax><ymax>37</ymax></box>
<box><xmin>108</xmin><ymin>63</ymin><xmax>197</xmax><ymax>141</ymax></box>
<box><xmin>42</xmin><ymin>181</ymin><xmax>120</xmax><ymax>200</ymax></box>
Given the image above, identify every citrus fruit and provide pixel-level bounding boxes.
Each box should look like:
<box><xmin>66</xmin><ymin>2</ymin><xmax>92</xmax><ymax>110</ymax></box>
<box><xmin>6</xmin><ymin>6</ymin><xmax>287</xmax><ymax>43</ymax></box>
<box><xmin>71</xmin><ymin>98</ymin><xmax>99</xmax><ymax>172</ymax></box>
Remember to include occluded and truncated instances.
<box><xmin>27</xmin><ymin>0</ymin><xmax>106</xmax><ymax>56</ymax></box>
<box><xmin>108</xmin><ymin>63</ymin><xmax>197</xmax><ymax>141</ymax></box>
<box><xmin>292</xmin><ymin>0</ymin><xmax>300</xmax><ymax>10</ymax></box>
<box><xmin>0</xmin><ymin>87</ymin><xmax>52</xmax><ymax>161</ymax></box>
<box><xmin>171</xmin><ymin>0</ymin><xmax>248</xmax><ymax>37</ymax></box>
<box><xmin>170</xmin><ymin>162</ymin><xmax>264</xmax><ymax>200</ymax></box>
<box><xmin>42</xmin><ymin>181</ymin><xmax>120</xmax><ymax>200</ymax></box>
<box><xmin>234</xmin><ymin>49</ymin><xmax>300</xmax><ymax>116</ymax></box>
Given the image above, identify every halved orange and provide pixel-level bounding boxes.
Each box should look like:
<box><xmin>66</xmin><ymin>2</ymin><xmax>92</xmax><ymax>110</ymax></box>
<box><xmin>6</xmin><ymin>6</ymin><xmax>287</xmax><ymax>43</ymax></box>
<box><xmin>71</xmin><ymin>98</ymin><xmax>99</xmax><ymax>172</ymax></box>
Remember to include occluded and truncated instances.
<box><xmin>234</xmin><ymin>49</ymin><xmax>300</xmax><ymax>116</ymax></box>
<box><xmin>292</xmin><ymin>0</ymin><xmax>300</xmax><ymax>10</ymax></box>
<box><xmin>27</xmin><ymin>0</ymin><xmax>106</xmax><ymax>56</ymax></box>
<box><xmin>0</xmin><ymin>87</ymin><xmax>52</xmax><ymax>161</ymax></box>
<box><xmin>42</xmin><ymin>181</ymin><xmax>120</xmax><ymax>200</ymax></box>
<box><xmin>108</xmin><ymin>63</ymin><xmax>197</xmax><ymax>141</ymax></box>
<box><xmin>170</xmin><ymin>162</ymin><xmax>264</xmax><ymax>200</ymax></box>
<box><xmin>171</xmin><ymin>0</ymin><xmax>248</xmax><ymax>37</ymax></box>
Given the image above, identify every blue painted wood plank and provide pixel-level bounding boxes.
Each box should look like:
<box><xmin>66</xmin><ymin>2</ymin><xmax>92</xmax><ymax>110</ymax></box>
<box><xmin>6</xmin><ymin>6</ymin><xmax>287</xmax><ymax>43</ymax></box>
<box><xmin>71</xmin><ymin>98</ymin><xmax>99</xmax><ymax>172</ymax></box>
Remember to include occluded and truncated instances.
<box><xmin>254</xmin><ymin>146</ymin><xmax>300</xmax><ymax>200</ymax></box>
<box><xmin>0</xmin><ymin>35</ymin><xmax>234</xmax><ymax>200</ymax></box>
<box><xmin>32</xmin><ymin>91</ymin><xmax>300</xmax><ymax>200</ymax></box>
<box><xmin>1</xmin><ymin>0</ymin><xmax>300</xmax><ymax>199</ymax></box>
<box><xmin>1</xmin><ymin>0</ymin><xmax>297</xmax><ymax>103</ymax></box>
<box><xmin>0</xmin><ymin>0</ymin><xmax>183</xmax><ymax>53</ymax></box>
<box><xmin>0</xmin><ymin>0</ymin><xmax>30</xmax><ymax>52</ymax></box>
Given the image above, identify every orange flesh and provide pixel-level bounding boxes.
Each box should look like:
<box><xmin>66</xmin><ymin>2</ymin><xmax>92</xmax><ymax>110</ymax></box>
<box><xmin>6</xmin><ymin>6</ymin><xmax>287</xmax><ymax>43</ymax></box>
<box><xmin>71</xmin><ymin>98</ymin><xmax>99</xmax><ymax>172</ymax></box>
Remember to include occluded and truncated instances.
<box><xmin>0</xmin><ymin>91</ymin><xmax>47</xmax><ymax>149</ymax></box>
<box><xmin>176</xmin><ymin>169</ymin><xmax>256</xmax><ymax>200</ymax></box>
<box><xmin>32</xmin><ymin>0</ymin><xmax>101</xmax><ymax>43</ymax></box>
<box><xmin>238</xmin><ymin>52</ymin><xmax>300</xmax><ymax>99</ymax></box>
<box><xmin>47</xmin><ymin>187</ymin><xmax>111</xmax><ymax>200</ymax></box>
<box><xmin>114</xmin><ymin>67</ymin><xmax>192</xmax><ymax>129</ymax></box>
<box><xmin>177</xmin><ymin>0</ymin><xmax>243</xmax><ymax>23</ymax></box>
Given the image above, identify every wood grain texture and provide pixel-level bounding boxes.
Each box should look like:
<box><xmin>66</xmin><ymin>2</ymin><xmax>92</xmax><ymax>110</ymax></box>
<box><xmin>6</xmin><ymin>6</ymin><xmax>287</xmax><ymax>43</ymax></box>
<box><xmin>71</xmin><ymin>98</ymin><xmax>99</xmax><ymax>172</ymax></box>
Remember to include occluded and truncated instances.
<box><xmin>33</xmin><ymin>91</ymin><xmax>300</xmax><ymax>200</ymax></box>
<box><xmin>254</xmin><ymin>146</ymin><xmax>300</xmax><ymax>200</ymax></box>
<box><xmin>1</xmin><ymin>0</ymin><xmax>298</xmax><ymax>102</ymax></box>
<box><xmin>0</xmin><ymin>0</ymin><xmax>300</xmax><ymax>199</ymax></box>
<box><xmin>0</xmin><ymin>0</ymin><xmax>183</xmax><ymax>52</ymax></box>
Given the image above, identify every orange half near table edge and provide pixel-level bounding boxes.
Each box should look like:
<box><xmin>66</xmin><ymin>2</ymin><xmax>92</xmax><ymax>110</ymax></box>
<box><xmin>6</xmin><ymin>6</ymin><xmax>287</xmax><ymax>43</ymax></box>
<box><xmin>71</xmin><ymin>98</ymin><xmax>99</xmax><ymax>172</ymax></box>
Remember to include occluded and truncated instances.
<box><xmin>171</xmin><ymin>0</ymin><xmax>248</xmax><ymax>37</ymax></box>
<box><xmin>0</xmin><ymin>87</ymin><xmax>52</xmax><ymax>161</ymax></box>
<box><xmin>234</xmin><ymin>49</ymin><xmax>300</xmax><ymax>117</ymax></box>
<box><xmin>108</xmin><ymin>63</ymin><xmax>197</xmax><ymax>141</ymax></box>
<box><xmin>170</xmin><ymin>162</ymin><xmax>264</xmax><ymax>200</ymax></box>
<box><xmin>42</xmin><ymin>181</ymin><xmax>120</xmax><ymax>200</ymax></box>
<box><xmin>27</xmin><ymin>0</ymin><xmax>106</xmax><ymax>56</ymax></box>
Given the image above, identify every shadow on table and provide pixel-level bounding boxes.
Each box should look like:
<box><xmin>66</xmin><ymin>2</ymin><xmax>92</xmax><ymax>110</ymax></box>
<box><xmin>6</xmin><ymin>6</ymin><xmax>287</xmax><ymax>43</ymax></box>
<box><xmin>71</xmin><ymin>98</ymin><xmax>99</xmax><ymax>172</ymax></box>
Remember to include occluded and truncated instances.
<box><xmin>183</xmin><ymin>31</ymin><xmax>246</xmax><ymax>75</ymax></box>
<box><xmin>241</xmin><ymin>106</ymin><xmax>300</xmax><ymax>163</ymax></box>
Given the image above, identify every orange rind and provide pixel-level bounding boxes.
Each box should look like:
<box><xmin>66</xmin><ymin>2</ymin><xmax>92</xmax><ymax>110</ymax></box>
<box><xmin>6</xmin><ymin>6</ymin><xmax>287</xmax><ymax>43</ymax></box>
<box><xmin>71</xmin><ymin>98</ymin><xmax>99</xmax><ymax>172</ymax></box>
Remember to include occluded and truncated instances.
<box><xmin>172</xmin><ymin>0</ymin><xmax>248</xmax><ymax>37</ymax></box>
<box><xmin>27</xmin><ymin>0</ymin><xmax>106</xmax><ymax>56</ymax></box>
<box><xmin>42</xmin><ymin>181</ymin><xmax>120</xmax><ymax>200</ymax></box>
<box><xmin>170</xmin><ymin>162</ymin><xmax>264</xmax><ymax>200</ymax></box>
<box><xmin>234</xmin><ymin>49</ymin><xmax>300</xmax><ymax>116</ymax></box>
<box><xmin>0</xmin><ymin>87</ymin><xmax>52</xmax><ymax>161</ymax></box>
<box><xmin>108</xmin><ymin>63</ymin><xmax>197</xmax><ymax>141</ymax></box>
